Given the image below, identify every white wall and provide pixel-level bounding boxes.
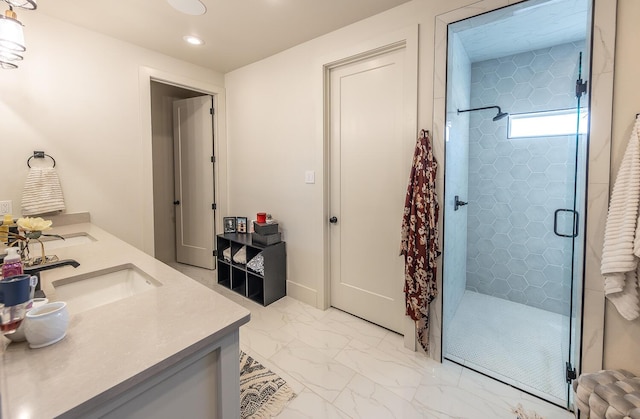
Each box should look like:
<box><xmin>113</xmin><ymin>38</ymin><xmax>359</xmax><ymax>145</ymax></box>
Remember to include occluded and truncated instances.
<box><xmin>224</xmin><ymin>0</ymin><xmax>479</xmax><ymax>306</ymax></box>
<box><xmin>0</xmin><ymin>12</ymin><xmax>224</xmax><ymax>249</ymax></box>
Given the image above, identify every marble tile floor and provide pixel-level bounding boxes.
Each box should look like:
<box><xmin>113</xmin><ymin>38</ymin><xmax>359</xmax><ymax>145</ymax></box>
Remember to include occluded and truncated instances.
<box><xmin>172</xmin><ymin>262</ymin><xmax>575</xmax><ymax>419</ymax></box>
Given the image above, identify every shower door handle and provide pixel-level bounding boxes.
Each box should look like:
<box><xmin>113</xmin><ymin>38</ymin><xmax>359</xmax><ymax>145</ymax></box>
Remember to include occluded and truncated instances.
<box><xmin>554</xmin><ymin>209</ymin><xmax>579</xmax><ymax>238</ymax></box>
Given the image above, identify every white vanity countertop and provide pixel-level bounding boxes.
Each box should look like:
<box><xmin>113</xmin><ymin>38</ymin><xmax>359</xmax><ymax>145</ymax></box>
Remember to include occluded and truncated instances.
<box><xmin>0</xmin><ymin>222</ymin><xmax>250</xmax><ymax>418</ymax></box>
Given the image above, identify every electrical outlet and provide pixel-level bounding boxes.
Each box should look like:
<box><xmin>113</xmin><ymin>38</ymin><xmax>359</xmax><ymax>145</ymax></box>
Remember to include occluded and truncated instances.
<box><xmin>0</xmin><ymin>200</ymin><xmax>12</xmax><ymax>216</ymax></box>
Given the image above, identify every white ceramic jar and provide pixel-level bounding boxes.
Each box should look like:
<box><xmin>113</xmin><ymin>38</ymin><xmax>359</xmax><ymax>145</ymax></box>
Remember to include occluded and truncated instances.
<box><xmin>24</xmin><ymin>301</ymin><xmax>69</xmax><ymax>348</ymax></box>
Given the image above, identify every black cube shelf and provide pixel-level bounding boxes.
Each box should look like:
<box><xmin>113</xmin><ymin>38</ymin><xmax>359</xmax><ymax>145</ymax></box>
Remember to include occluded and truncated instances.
<box><xmin>216</xmin><ymin>233</ymin><xmax>286</xmax><ymax>306</ymax></box>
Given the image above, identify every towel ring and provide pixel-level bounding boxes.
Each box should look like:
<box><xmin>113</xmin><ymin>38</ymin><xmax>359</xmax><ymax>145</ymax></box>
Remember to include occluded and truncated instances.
<box><xmin>27</xmin><ymin>151</ymin><xmax>56</xmax><ymax>168</ymax></box>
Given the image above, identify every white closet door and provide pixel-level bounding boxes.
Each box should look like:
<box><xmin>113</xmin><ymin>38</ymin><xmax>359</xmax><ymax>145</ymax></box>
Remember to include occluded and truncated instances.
<box><xmin>328</xmin><ymin>46</ymin><xmax>413</xmax><ymax>333</ymax></box>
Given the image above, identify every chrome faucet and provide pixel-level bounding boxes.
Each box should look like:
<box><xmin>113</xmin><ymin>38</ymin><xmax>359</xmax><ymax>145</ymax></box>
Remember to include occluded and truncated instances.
<box><xmin>24</xmin><ymin>259</ymin><xmax>80</xmax><ymax>298</ymax></box>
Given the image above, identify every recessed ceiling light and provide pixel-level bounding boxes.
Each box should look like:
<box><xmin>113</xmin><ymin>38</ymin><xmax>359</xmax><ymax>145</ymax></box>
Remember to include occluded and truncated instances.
<box><xmin>167</xmin><ymin>0</ymin><xmax>206</xmax><ymax>16</ymax></box>
<box><xmin>183</xmin><ymin>35</ymin><xmax>204</xmax><ymax>46</ymax></box>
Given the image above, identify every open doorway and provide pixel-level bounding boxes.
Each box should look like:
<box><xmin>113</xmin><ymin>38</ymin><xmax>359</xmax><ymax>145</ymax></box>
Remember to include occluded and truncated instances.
<box><xmin>150</xmin><ymin>81</ymin><xmax>216</xmax><ymax>268</ymax></box>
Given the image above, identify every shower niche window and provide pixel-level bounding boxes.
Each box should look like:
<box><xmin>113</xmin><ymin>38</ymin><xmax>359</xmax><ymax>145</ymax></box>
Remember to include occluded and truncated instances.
<box><xmin>509</xmin><ymin>108</ymin><xmax>589</xmax><ymax>138</ymax></box>
<box><xmin>442</xmin><ymin>0</ymin><xmax>590</xmax><ymax>410</ymax></box>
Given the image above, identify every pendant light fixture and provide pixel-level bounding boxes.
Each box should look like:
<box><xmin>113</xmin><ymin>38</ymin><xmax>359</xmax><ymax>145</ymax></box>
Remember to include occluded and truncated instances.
<box><xmin>0</xmin><ymin>8</ymin><xmax>25</xmax><ymax>51</ymax></box>
<box><xmin>0</xmin><ymin>0</ymin><xmax>36</xmax><ymax>70</ymax></box>
<box><xmin>0</xmin><ymin>47</ymin><xmax>22</xmax><ymax>63</ymax></box>
<box><xmin>4</xmin><ymin>0</ymin><xmax>36</xmax><ymax>10</ymax></box>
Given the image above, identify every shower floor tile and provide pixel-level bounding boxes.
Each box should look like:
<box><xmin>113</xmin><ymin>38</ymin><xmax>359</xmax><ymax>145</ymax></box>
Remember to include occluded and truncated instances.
<box><xmin>445</xmin><ymin>290</ymin><xmax>569</xmax><ymax>405</ymax></box>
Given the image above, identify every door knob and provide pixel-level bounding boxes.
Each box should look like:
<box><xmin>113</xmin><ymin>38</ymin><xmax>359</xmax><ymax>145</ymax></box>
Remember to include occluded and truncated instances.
<box><xmin>173</xmin><ymin>200</ymin><xmax>180</xmax><ymax>205</ymax></box>
<box><xmin>329</xmin><ymin>216</ymin><xmax>338</xmax><ymax>224</ymax></box>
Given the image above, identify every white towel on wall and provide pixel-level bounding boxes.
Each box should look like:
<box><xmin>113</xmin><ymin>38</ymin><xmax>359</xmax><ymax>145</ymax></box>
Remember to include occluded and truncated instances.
<box><xmin>601</xmin><ymin>117</ymin><xmax>640</xmax><ymax>320</ymax></box>
<box><xmin>21</xmin><ymin>167</ymin><xmax>66</xmax><ymax>216</ymax></box>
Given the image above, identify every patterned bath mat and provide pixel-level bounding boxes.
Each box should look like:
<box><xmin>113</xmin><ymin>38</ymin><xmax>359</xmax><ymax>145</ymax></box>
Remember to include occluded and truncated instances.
<box><xmin>512</xmin><ymin>404</ymin><xmax>545</xmax><ymax>419</ymax></box>
<box><xmin>240</xmin><ymin>351</ymin><xmax>295</xmax><ymax>418</ymax></box>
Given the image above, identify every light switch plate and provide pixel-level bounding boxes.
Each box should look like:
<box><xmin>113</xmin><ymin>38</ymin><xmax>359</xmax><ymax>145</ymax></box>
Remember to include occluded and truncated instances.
<box><xmin>305</xmin><ymin>170</ymin><xmax>315</xmax><ymax>184</ymax></box>
<box><xmin>0</xmin><ymin>200</ymin><xmax>12</xmax><ymax>216</ymax></box>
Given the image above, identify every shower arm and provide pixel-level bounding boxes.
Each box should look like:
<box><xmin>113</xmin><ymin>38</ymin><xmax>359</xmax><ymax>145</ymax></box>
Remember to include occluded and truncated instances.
<box><xmin>457</xmin><ymin>105</ymin><xmax>509</xmax><ymax>121</ymax></box>
<box><xmin>457</xmin><ymin>105</ymin><xmax>502</xmax><ymax>114</ymax></box>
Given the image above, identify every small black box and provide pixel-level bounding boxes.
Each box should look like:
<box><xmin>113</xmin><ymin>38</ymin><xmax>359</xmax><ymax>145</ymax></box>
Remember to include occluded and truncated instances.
<box><xmin>253</xmin><ymin>222</ymin><xmax>279</xmax><ymax>235</ymax></box>
<box><xmin>252</xmin><ymin>232</ymin><xmax>281</xmax><ymax>246</ymax></box>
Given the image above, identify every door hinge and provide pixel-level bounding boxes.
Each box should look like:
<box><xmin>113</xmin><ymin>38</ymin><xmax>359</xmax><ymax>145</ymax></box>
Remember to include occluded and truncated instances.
<box><xmin>212</xmin><ymin>203</ymin><xmax>217</xmax><ymax>210</ymax></box>
<box><xmin>210</xmin><ymin>108</ymin><xmax>214</xmax><ymax>115</ymax></box>
<box><xmin>213</xmin><ymin>249</ymin><xmax>217</xmax><ymax>257</ymax></box>
<box><xmin>575</xmin><ymin>79</ymin><xmax>587</xmax><ymax>98</ymax></box>
<box><xmin>211</xmin><ymin>156</ymin><xmax>215</xmax><ymax>163</ymax></box>
<box><xmin>566</xmin><ymin>362</ymin><xmax>577</xmax><ymax>383</ymax></box>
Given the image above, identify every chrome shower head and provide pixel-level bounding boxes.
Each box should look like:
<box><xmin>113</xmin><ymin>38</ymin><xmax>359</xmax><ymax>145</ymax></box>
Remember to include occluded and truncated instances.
<box><xmin>458</xmin><ymin>105</ymin><xmax>509</xmax><ymax>122</ymax></box>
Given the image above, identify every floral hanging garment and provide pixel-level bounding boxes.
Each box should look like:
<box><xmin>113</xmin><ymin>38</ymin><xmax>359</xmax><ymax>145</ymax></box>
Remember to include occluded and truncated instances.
<box><xmin>400</xmin><ymin>129</ymin><xmax>441</xmax><ymax>353</ymax></box>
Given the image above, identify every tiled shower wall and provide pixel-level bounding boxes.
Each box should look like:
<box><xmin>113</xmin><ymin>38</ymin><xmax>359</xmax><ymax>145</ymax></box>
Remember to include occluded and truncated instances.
<box><xmin>465</xmin><ymin>41</ymin><xmax>585</xmax><ymax>316</ymax></box>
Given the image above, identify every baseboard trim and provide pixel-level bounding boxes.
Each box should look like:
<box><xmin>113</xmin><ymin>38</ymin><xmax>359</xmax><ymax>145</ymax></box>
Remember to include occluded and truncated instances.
<box><xmin>286</xmin><ymin>280</ymin><xmax>317</xmax><ymax>308</ymax></box>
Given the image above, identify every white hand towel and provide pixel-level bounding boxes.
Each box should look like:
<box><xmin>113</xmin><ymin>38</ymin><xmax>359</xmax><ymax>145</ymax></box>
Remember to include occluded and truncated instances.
<box><xmin>601</xmin><ymin>117</ymin><xmax>640</xmax><ymax>320</ymax></box>
<box><xmin>21</xmin><ymin>167</ymin><xmax>66</xmax><ymax>216</ymax></box>
<box><xmin>604</xmin><ymin>272</ymin><xmax>625</xmax><ymax>294</ymax></box>
<box><xmin>233</xmin><ymin>246</ymin><xmax>247</xmax><ymax>264</ymax></box>
<box><xmin>605</xmin><ymin>270</ymin><xmax>639</xmax><ymax>320</ymax></box>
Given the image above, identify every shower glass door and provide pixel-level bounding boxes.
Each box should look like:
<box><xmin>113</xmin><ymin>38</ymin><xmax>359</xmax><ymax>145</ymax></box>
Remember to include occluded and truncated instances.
<box><xmin>567</xmin><ymin>50</ymin><xmax>589</xmax><ymax>407</ymax></box>
<box><xmin>442</xmin><ymin>0</ymin><xmax>590</xmax><ymax>408</ymax></box>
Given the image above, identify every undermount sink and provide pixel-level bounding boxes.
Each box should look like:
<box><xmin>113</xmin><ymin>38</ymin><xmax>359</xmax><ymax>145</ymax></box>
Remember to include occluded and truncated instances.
<box><xmin>28</xmin><ymin>232</ymin><xmax>96</xmax><ymax>253</ymax></box>
<box><xmin>52</xmin><ymin>264</ymin><xmax>161</xmax><ymax>313</ymax></box>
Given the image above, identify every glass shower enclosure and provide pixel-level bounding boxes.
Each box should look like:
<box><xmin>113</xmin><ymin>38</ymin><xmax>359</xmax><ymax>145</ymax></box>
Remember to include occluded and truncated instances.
<box><xmin>441</xmin><ymin>0</ymin><xmax>590</xmax><ymax>408</ymax></box>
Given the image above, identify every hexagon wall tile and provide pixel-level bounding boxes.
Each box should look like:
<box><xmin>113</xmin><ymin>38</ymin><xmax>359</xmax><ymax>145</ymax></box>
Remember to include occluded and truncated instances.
<box><xmin>463</xmin><ymin>41</ymin><xmax>585</xmax><ymax>316</ymax></box>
